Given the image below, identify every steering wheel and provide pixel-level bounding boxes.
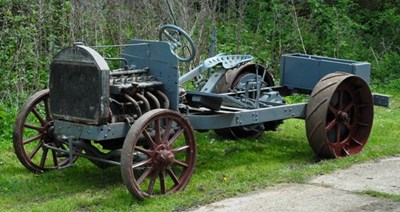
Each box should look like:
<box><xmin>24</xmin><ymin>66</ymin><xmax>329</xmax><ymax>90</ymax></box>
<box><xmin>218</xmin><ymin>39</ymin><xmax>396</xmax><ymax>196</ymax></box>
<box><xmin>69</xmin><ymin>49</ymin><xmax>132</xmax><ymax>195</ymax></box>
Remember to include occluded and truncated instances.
<box><xmin>158</xmin><ymin>24</ymin><xmax>196</xmax><ymax>62</ymax></box>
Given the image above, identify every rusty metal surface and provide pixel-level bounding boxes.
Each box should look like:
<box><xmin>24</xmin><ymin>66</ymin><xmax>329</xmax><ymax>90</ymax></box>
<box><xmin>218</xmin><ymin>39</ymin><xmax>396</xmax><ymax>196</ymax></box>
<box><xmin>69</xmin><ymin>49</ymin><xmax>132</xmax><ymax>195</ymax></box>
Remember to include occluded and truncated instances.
<box><xmin>121</xmin><ymin>109</ymin><xmax>196</xmax><ymax>199</ymax></box>
<box><xmin>305</xmin><ymin>73</ymin><xmax>374</xmax><ymax>158</ymax></box>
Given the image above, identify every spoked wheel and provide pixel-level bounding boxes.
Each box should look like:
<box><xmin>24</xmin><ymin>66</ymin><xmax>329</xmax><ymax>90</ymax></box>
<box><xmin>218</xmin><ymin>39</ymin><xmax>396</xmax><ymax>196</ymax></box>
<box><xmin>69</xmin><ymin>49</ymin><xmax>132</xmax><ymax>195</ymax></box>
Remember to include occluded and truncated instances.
<box><xmin>306</xmin><ymin>73</ymin><xmax>373</xmax><ymax>158</ymax></box>
<box><xmin>215</xmin><ymin>66</ymin><xmax>281</xmax><ymax>139</ymax></box>
<box><xmin>13</xmin><ymin>89</ymin><xmax>75</xmax><ymax>173</ymax></box>
<box><xmin>121</xmin><ymin>109</ymin><xmax>196</xmax><ymax>199</ymax></box>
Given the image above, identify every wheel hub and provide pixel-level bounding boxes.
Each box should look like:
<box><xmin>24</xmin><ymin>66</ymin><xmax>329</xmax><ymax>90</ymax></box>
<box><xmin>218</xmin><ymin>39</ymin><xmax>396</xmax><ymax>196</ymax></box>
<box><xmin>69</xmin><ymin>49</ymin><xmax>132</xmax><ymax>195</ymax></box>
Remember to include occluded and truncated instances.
<box><xmin>337</xmin><ymin>111</ymin><xmax>349</xmax><ymax>122</ymax></box>
<box><xmin>155</xmin><ymin>145</ymin><xmax>175</xmax><ymax>165</ymax></box>
<box><xmin>159</xmin><ymin>149</ymin><xmax>175</xmax><ymax>164</ymax></box>
<box><xmin>43</xmin><ymin>122</ymin><xmax>56</xmax><ymax>145</ymax></box>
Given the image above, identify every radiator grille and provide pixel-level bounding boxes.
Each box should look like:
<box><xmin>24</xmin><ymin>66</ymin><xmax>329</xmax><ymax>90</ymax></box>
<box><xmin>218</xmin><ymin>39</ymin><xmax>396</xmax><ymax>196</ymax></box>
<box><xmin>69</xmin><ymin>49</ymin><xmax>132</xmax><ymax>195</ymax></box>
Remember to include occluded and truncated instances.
<box><xmin>50</xmin><ymin>58</ymin><xmax>109</xmax><ymax>125</ymax></box>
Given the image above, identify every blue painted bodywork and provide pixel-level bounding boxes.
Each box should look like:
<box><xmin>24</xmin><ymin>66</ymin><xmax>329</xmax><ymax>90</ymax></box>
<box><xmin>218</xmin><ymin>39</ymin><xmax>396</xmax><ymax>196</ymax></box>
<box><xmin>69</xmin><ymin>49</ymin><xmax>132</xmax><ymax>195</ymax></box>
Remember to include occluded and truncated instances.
<box><xmin>280</xmin><ymin>53</ymin><xmax>371</xmax><ymax>91</ymax></box>
<box><xmin>121</xmin><ymin>40</ymin><xmax>179</xmax><ymax>110</ymax></box>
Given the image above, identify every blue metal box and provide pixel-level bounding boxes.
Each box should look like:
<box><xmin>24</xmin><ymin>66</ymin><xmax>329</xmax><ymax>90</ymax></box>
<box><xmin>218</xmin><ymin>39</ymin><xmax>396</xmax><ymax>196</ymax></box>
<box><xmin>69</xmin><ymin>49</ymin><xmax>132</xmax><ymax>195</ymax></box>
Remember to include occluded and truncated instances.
<box><xmin>280</xmin><ymin>53</ymin><xmax>371</xmax><ymax>91</ymax></box>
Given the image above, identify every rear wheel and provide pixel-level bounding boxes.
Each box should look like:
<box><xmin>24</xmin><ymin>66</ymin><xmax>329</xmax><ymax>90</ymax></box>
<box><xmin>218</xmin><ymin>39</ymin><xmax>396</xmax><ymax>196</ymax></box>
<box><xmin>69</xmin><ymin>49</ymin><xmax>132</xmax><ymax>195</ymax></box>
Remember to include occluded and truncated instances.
<box><xmin>121</xmin><ymin>109</ymin><xmax>196</xmax><ymax>199</ymax></box>
<box><xmin>214</xmin><ymin>65</ymin><xmax>281</xmax><ymax>139</ymax></box>
<box><xmin>305</xmin><ymin>73</ymin><xmax>373</xmax><ymax>158</ymax></box>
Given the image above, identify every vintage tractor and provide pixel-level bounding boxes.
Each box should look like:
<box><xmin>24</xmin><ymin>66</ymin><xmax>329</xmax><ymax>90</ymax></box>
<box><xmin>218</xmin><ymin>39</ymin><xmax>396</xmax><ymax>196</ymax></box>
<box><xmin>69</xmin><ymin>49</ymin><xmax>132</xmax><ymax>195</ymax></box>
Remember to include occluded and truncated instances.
<box><xmin>13</xmin><ymin>24</ymin><xmax>389</xmax><ymax>199</ymax></box>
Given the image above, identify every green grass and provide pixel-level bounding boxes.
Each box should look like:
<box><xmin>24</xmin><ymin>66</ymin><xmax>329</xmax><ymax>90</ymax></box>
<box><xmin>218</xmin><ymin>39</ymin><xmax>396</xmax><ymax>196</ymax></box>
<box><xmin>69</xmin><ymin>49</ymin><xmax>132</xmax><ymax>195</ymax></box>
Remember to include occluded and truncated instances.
<box><xmin>0</xmin><ymin>88</ymin><xmax>399</xmax><ymax>211</ymax></box>
<box><xmin>359</xmin><ymin>190</ymin><xmax>400</xmax><ymax>202</ymax></box>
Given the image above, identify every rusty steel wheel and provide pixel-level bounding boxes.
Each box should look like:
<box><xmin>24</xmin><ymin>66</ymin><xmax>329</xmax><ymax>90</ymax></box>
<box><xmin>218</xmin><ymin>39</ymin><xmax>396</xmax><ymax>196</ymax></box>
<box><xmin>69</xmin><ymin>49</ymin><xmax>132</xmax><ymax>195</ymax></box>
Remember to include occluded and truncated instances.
<box><xmin>13</xmin><ymin>89</ymin><xmax>75</xmax><ymax>173</ymax></box>
<box><xmin>121</xmin><ymin>109</ymin><xmax>196</xmax><ymax>199</ymax></box>
<box><xmin>306</xmin><ymin>73</ymin><xmax>373</xmax><ymax>158</ymax></box>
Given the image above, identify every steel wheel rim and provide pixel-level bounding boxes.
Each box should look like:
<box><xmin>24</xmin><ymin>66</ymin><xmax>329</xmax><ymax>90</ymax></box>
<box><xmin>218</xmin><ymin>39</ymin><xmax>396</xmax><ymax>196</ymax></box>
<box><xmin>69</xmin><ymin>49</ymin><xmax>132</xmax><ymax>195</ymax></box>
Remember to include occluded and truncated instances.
<box><xmin>325</xmin><ymin>77</ymin><xmax>373</xmax><ymax>157</ymax></box>
<box><xmin>306</xmin><ymin>73</ymin><xmax>373</xmax><ymax>158</ymax></box>
<box><xmin>13</xmin><ymin>89</ymin><xmax>73</xmax><ymax>172</ymax></box>
<box><xmin>121</xmin><ymin>109</ymin><xmax>196</xmax><ymax>199</ymax></box>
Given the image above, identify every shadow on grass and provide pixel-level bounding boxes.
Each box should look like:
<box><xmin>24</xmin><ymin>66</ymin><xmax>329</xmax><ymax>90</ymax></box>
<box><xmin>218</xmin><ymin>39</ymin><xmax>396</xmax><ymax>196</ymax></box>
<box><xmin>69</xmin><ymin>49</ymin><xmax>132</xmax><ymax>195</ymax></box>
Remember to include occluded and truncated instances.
<box><xmin>0</xmin><ymin>159</ymin><xmax>128</xmax><ymax>205</ymax></box>
<box><xmin>195</xmin><ymin>123</ymin><xmax>318</xmax><ymax>173</ymax></box>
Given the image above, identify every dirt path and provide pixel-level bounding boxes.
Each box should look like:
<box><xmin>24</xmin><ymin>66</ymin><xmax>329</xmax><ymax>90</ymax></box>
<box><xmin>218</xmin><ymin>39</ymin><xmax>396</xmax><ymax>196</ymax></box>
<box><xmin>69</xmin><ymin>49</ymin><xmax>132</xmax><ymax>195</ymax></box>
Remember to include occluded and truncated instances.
<box><xmin>188</xmin><ymin>155</ymin><xmax>400</xmax><ymax>212</ymax></box>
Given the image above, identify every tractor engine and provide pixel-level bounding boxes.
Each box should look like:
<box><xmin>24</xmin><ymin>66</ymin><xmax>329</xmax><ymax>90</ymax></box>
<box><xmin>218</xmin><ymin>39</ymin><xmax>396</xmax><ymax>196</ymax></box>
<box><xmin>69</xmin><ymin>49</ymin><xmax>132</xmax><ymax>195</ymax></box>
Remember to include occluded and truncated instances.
<box><xmin>49</xmin><ymin>41</ymin><xmax>178</xmax><ymax>151</ymax></box>
<box><xmin>108</xmin><ymin>67</ymin><xmax>169</xmax><ymax>123</ymax></box>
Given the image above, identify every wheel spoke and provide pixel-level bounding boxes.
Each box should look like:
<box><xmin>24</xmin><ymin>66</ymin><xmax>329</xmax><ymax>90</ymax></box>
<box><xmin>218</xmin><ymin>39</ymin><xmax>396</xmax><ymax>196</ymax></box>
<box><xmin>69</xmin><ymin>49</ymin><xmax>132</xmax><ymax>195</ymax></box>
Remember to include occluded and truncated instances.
<box><xmin>134</xmin><ymin>146</ymin><xmax>153</xmax><ymax>156</ymax></box>
<box><xmin>52</xmin><ymin>149</ymin><xmax>59</xmax><ymax>167</ymax></box>
<box><xmin>325</xmin><ymin>119</ymin><xmax>337</xmax><ymax>131</ymax></box>
<box><xmin>142</xmin><ymin>129</ymin><xmax>156</xmax><ymax>148</ymax></box>
<box><xmin>163</xmin><ymin>118</ymin><xmax>174</xmax><ymax>142</ymax></box>
<box><xmin>173</xmin><ymin>159</ymin><xmax>188</xmax><ymax>168</ymax></box>
<box><xmin>340</xmin><ymin>132</ymin><xmax>352</xmax><ymax>144</ymax></box>
<box><xmin>31</xmin><ymin>107</ymin><xmax>46</xmax><ymax>125</ymax></box>
<box><xmin>159</xmin><ymin>170</ymin><xmax>167</xmax><ymax>194</ymax></box>
<box><xmin>342</xmin><ymin>146</ymin><xmax>350</xmax><ymax>156</ymax></box>
<box><xmin>39</xmin><ymin>148</ymin><xmax>49</xmax><ymax>168</ymax></box>
<box><xmin>343</xmin><ymin>121</ymin><xmax>352</xmax><ymax>130</ymax></box>
<box><xmin>171</xmin><ymin>145</ymin><xmax>190</xmax><ymax>153</ymax></box>
<box><xmin>343</xmin><ymin>102</ymin><xmax>354</xmax><ymax>113</ymax></box>
<box><xmin>167</xmin><ymin>166</ymin><xmax>180</xmax><ymax>185</ymax></box>
<box><xmin>168</xmin><ymin>128</ymin><xmax>184</xmax><ymax>146</ymax></box>
<box><xmin>331</xmin><ymin>146</ymin><xmax>342</xmax><ymax>157</ymax></box>
<box><xmin>147</xmin><ymin>168</ymin><xmax>160</xmax><ymax>195</ymax></box>
<box><xmin>358</xmin><ymin>122</ymin><xmax>370</xmax><ymax>127</ymax></box>
<box><xmin>132</xmin><ymin>158</ymin><xmax>152</xmax><ymax>169</ymax></box>
<box><xmin>352</xmin><ymin>137</ymin><xmax>363</xmax><ymax>146</ymax></box>
<box><xmin>137</xmin><ymin>167</ymin><xmax>154</xmax><ymax>185</ymax></box>
<box><xmin>328</xmin><ymin>105</ymin><xmax>338</xmax><ymax>114</ymax></box>
<box><xmin>154</xmin><ymin>119</ymin><xmax>161</xmax><ymax>144</ymax></box>
<box><xmin>23</xmin><ymin>134</ymin><xmax>42</xmax><ymax>145</ymax></box>
<box><xmin>24</xmin><ymin>123</ymin><xmax>43</xmax><ymax>132</ymax></box>
<box><xmin>29</xmin><ymin>141</ymin><xmax>43</xmax><ymax>159</ymax></box>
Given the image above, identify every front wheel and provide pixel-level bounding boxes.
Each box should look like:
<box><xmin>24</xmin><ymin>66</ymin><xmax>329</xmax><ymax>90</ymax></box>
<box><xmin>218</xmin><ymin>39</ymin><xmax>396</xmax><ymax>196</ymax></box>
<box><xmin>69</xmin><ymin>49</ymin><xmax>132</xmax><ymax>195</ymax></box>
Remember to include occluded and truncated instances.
<box><xmin>13</xmin><ymin>89</ymin><xmax>76</xmax><ymax>173</ymax></box>
<box><xmin>121</xmin><ymin>109</ymin><xmax>196</xmax><ymax>199</ymax></box>
<box><xmin>305</xmin><ymin>73</ymin><xmax>374</xmax><ymax>158</ymax></box>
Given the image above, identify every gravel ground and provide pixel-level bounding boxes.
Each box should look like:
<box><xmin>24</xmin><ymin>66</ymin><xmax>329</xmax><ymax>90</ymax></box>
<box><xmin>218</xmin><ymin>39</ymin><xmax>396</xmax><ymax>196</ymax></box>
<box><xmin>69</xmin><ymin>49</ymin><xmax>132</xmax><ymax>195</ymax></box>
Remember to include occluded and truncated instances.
<box><xmin>188</xmin><ymin>155</ymin><xmax>400</xmax><ymax>212</ymax></box>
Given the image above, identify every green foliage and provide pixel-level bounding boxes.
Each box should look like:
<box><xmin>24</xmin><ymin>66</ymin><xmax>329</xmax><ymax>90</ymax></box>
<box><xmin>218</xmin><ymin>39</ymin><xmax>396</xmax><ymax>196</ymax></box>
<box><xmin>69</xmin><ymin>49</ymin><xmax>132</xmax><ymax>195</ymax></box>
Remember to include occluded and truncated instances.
<box><xmin>0</xmin><ymin>0</ymin><xmax>71</xmax><ymax>105</ymax></box>
<box><xmin>215</xmin><ymin>0</ymin><xmax>400</xmax><ymax>79</ymax></box>
<box><xmin>284</xmin><ymin>93</ymin><xmax>308</xmax><ymax>104</ymax></box>
<box><xmin>0</xmin><ymin>102</ymin><xmax>15</xmax><ymax>151</ymax></box>
<box><xmin>354</xmin><ymin>3</ymin><xmax>400</xmax><ymax>80</ymax></box>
